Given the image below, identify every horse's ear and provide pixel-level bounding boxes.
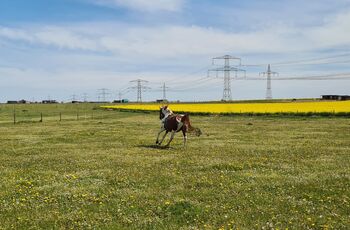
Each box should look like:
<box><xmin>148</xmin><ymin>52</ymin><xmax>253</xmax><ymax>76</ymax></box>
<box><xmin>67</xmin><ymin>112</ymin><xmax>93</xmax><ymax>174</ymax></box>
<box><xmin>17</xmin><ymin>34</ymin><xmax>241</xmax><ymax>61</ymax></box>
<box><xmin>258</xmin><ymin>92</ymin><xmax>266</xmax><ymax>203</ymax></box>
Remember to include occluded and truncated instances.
<box><xmin>164</xmin><ymin>105</ymin><xmax>168</xmax><ymax>109</ymax></box>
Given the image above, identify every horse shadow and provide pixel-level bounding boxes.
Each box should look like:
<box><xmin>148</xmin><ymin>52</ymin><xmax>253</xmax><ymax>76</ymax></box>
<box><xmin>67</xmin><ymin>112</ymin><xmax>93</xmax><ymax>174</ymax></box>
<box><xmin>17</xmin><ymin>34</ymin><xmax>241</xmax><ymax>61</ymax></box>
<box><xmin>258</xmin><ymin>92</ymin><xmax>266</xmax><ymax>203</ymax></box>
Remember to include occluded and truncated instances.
<box><xmin>137</xmin><ymin>144</ymin><xmax>171</xmax><ymax>150</ymax></box>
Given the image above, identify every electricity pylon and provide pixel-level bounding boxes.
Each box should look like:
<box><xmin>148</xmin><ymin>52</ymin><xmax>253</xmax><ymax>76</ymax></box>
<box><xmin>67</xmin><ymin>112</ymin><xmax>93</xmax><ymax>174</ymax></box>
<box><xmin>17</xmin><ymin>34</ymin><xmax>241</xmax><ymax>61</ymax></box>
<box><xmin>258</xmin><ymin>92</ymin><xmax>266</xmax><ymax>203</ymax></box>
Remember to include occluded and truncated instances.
<box><xmin>82</xmin><ymin>93</ymin><xmax>88</xmax><ymax>102</ymax></box>
<box><xmin>70</xmin><ymin>94</ymin><xmax>78</xmax><ymax>101</ymax></box>
<box><xmin>161</xmin><ymin>83</ymin><xmax>169</xmax><ymax>101</ymax></box>
<box><xmin>208</xmin><ymin>55</ymin><xmax>246</xmax><ymax>101</ymax></box>
<box><xmin>260</xmin><ymin>64</ymin><xmax>278</xmax><ymax>100</ymax></box>
<box><xmin>130</xmin><ymin>79</ymin><xmax>150</xmax><ymax>102</ymax></box>
<box><xmin>97</xmin><ymin>88</ymin><xmax>109</xmax><ymax>102</ymax></box>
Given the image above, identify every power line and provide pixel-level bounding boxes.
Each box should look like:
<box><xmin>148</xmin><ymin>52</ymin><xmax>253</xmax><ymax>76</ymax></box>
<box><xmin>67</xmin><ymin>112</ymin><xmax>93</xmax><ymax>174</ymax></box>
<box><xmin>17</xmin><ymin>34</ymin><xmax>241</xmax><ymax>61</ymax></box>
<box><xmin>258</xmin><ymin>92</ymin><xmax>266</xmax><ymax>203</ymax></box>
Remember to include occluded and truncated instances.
<box><xmin>147</xmin><ymin>76</ymin><xmax>221</xmax><ymax>93</ymax></box>
<box><xmin>273</xmin><ymin>59</ymin><xmax>350</xmax><ymax>67</ymax></box>
<box><xmin>273</xmin><ymin>53</ymin><xmax>350</xmax><ymax>67</ymax></box>
<box><xmin>243</xmin><ymin>72</ymin><xmax>350</xmax><ymax>81</ymax></box>
<box><xmin>117</xmin><ymin>82</ymin><xmax>132</xmax><ymax>93</ymax></box>
<box><xmin>144</xmin><ymin>65</ymin><xmax>212</xmax><ymax>89</ymax></box>
<box><xmin>158</xmin><ymin>65</ymin><xmax>212</xmax><ymax>85</ymax></box>
<box><xmin>170</xmin><ymin>77</ymin><xmax>222</xmax><ymax>92</ymax></box>
<box><xmin>243</xmin><ymin>53</ymin><xmax>350</xmax><ymax>67</ymax></box>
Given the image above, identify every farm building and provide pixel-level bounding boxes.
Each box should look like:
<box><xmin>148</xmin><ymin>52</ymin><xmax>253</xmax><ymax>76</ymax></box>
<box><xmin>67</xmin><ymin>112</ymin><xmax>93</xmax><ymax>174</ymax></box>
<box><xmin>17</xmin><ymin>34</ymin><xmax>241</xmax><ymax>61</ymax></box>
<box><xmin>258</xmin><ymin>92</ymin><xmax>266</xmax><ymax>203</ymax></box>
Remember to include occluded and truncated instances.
<box><xmin>42</xmin><ymin>100</ymin><xmax>58</xmax><ymax>104</ymax></box>
<box><xmin>7</xmin><ymin>100</ymin><xmax>29</xmax><ymax>104</ymax></box>
<box><xmin>322</xmin><ymin>95</ymin><xmax>350</xmax><ymax>101</ymax></box>
<box><xmin>156</xmin><ymin>99</ymin><xmax>168</xmax><ymax>103</ymax></box>
<box><xmin>113</xmin><ymin>99</ymin><xmax>129</xmax><ymax>103</ymax></box>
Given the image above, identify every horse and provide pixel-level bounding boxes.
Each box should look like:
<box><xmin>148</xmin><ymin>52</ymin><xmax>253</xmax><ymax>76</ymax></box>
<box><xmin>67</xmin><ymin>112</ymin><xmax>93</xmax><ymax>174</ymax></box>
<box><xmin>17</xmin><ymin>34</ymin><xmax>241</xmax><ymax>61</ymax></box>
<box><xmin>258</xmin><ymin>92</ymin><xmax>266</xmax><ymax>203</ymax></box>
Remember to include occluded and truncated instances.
<box><xmin>155</xmin><ymin>106</ymin><xmax>201</xmax><ymax>147</ymax></box>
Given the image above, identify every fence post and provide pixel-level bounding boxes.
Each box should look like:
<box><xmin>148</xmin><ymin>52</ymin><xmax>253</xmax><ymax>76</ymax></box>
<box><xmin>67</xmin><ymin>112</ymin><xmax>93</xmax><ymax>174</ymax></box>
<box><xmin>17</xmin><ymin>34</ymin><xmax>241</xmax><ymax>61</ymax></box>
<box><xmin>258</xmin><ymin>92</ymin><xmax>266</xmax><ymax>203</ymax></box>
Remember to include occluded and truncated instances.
<box><xmin>13</xmin><ymin>110</ymin><xmax>16</xmax><ymax>125</ymax></box>
<box><xmin>77</xmin><ymin>111</ymin><xmax>79</xmax><ymax>120</ymax></box>
<box><xmin>40</xmin><ymin>113</ymin><xmax>43</xmax><ymax>122</ymax></box>
<box><xmin>59</xmin><ymin>112</ymin><xmax>62</xmax><ymax>122</ymax></box>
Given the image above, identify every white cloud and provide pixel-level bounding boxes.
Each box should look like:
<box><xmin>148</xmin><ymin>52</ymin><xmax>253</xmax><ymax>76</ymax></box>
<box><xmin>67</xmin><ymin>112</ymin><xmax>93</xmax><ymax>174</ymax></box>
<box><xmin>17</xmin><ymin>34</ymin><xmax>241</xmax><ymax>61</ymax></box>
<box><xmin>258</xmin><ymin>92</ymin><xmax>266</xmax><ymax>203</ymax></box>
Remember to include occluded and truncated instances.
<box><xmin>89</xmin><ymin>0</ymin><xmax>185</xmax><ymax>12</ymax></box>
<box><xmin>0</xmin><ymin>27</ymin><xmax>34</xmax><ymax>42</ymax></box>
<box><xmin>1</xmin><ymin>1</ymin><xmax>350</xmax><ymax>101</ymax></box>
<box><xmin>307</xmin><ymin>11</ymin><xmax>350</xmax><ymax>48</ymax></box>
<box><xmin>0</xmin><ymin>24</ymin><xmax>298</xmax><ymax>58</ymax></box>
<box><xmin>1</xmin><ymin>9</ymin><xmax>350</xmax><ymax>69</ymax></box>
<box><xmin>0</xmin><ymin>26</ymin><xmax>101</xmax><ymax>51</ymax></box>
<box><xmin>35</xmin><ymin>27</ymin><xmax>100</xmax><ymax>51</ymax></box>
<box><xmin>1</xmin><ymin>15</ymin><xmax>349</xmax><ymax>60</ymax></box>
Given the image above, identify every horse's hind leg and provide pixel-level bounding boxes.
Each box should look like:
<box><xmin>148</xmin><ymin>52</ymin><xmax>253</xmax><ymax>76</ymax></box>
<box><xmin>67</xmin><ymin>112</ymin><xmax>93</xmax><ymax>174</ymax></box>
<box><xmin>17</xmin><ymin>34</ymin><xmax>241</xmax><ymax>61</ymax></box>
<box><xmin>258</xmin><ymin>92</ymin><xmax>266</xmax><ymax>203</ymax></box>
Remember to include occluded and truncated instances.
<box><xmin>182</xmin><ymin>130</ymin><xmax>187</xmax><ymax>147</ymax></box>
<box><xmin>158</xmin><ymin>131</ymin><xmax>169</xmax><ymax>146</ymax></box>
<box><xmin>165</xmin><ymin>131</ymin><xmax>176</xmax><ymax>148</ymax></box>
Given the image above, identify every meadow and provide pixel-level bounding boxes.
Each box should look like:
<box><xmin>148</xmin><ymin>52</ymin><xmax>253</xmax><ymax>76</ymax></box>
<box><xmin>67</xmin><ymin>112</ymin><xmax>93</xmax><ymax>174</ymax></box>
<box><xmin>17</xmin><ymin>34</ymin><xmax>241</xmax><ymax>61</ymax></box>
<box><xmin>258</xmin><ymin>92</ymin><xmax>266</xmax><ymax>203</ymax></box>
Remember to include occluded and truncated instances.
<box><xmin>0</xmin><ymin>103</ymin><xmax>349</xmax><ymax>229</ymax></box>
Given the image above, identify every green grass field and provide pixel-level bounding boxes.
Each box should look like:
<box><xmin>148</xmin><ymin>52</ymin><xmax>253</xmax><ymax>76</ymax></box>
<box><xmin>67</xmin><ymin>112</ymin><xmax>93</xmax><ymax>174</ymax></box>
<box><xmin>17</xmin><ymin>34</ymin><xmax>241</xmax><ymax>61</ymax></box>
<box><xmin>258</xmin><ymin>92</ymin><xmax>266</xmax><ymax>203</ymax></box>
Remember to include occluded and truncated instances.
<box><xmin>0</xmin><ymin>104</ymin><xmax>349</xmax><ymax>229</ymax></box>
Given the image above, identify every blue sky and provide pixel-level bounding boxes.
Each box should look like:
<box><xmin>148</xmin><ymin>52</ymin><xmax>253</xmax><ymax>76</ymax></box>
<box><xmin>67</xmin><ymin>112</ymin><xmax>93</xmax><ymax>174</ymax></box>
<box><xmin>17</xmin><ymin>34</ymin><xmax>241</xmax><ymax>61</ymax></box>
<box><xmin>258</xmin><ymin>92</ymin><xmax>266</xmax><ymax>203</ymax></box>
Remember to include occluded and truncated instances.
<box><xmin>1</xmin><ymin>0</ymin><xmax>350</xmax><ymax>102</ymax></box>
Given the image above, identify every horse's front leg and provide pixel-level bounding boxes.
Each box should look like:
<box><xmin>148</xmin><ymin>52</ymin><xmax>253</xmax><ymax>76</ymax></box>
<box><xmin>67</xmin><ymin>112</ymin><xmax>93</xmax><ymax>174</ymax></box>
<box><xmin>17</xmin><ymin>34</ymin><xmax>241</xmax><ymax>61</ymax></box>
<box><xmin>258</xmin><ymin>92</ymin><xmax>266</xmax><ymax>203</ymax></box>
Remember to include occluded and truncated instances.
<box><xmin>156</xmin><ymin>127</ymin><xmax>166</xmax><ymax>144</ymax></box>
<box><xmin>165</xmin><ymin>131</ymin><xmax>176</xmax><ymax>148</ymax></box>
<box><xmin>158</xmin><ymin>131</ymin><xmax>169</xmax><ymax>145</ymax></box>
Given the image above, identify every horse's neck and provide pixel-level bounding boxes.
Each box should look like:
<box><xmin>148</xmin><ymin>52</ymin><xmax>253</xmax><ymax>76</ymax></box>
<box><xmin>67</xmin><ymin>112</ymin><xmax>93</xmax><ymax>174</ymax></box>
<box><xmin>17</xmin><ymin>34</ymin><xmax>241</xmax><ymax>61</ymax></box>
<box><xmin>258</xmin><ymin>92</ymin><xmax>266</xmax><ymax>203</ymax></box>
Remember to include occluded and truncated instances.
<box><xmin>164</xmin><ymin>110</ymin><xmax>173</xmax><ymax>117</ymax></box>
<box><xmin>161</xmin><ymin>112</ymin><xmax>173</xmax><ymax>123</ymax></box>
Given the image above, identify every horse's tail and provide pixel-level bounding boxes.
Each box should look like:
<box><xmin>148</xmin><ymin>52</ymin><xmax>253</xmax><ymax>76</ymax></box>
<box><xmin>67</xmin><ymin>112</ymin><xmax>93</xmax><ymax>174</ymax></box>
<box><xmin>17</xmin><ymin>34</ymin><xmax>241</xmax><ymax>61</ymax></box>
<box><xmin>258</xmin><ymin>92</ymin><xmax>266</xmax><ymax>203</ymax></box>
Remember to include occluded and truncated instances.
<box><xmin>181</xmin><ymin>114</ymin><xmax>202</xmax><ymax>136</ymax></box>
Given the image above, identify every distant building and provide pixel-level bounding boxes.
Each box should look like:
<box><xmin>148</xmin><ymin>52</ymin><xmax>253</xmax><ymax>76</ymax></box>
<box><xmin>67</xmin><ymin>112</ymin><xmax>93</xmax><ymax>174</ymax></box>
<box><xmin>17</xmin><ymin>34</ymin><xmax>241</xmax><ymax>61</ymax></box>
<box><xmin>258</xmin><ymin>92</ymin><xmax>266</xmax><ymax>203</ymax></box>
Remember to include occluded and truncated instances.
<box><xmin>42</xmin><ymin>100</ymin><xmax>58</xmax><ymax>104</ymax></box>
<box><xmin>113</xmin><ymin>99</ymin><xmax>129</xmax><ymax>103</ymax></box>
<box><xmin>7</xmin><ymin>100</ymin><xmax>28</xmax><ymax>104</ymax></box>
<box><xmin>18</xmin><ymin>99</ymin><xmax>29</xmax><ymax>104</ymax></box>
<box><xmin>322</xmin><ymin>95</ymin><xmax>350</xmax><ymax>101</ymax></box>
<box><xmin>156</xmin><ymin>99</ymin><xmax>168</xmax><ymax>103</ymax></box>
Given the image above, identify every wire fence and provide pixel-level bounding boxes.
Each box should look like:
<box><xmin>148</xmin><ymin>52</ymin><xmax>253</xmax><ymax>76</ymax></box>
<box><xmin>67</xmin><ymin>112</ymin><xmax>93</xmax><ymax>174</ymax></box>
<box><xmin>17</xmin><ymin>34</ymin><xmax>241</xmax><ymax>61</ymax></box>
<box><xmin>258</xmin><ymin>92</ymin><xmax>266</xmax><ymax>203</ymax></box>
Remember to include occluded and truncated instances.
<box><xmin>0</xmin><ymin>103</ymin><xmax>117</xmax><ymax>125</ymax></box>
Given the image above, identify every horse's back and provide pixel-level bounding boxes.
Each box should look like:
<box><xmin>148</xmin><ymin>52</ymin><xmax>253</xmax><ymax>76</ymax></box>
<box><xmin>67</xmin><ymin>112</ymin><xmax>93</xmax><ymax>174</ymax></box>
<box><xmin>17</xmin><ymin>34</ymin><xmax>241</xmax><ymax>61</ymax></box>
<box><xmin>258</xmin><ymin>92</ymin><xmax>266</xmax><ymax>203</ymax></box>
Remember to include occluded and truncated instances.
<box><xmin>165</xmin><ymin>114</ymin><xmax>184</xmax><ymax>131</ymax></box>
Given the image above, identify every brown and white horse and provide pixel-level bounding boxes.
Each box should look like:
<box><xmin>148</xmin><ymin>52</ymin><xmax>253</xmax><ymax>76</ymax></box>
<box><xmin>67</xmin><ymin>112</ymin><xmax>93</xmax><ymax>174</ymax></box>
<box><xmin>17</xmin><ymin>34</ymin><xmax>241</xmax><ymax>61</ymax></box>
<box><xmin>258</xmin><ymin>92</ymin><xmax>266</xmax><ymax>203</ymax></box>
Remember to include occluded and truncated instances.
<box><xmin>156</xmin><ymin>106</ymin><xmax>201</xmax><ymax>147</ymax></box>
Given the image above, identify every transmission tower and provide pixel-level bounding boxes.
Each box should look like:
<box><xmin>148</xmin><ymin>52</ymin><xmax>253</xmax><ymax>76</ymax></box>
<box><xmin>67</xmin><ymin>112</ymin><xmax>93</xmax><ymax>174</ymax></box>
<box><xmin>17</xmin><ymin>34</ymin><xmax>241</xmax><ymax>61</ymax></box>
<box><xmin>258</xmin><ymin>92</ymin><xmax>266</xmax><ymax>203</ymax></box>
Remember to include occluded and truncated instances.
<box><xmin>129</xmin><ymin>79</ymin><xmax>150</xmax><ymax>102</ymax></box>
<box><xmin>70</xmin><ymin>94</ymin><xmax>78</xmax><ymax>101</ymax></box>
<box><xmin>260</xmin><ymin>64</ymin><xmax>278</xmax><ymax>100</ymax></box>
<box><xmin>161</xmin><ymin>83</ymin><xmax>169</xmax><ymax>101</ymax></box>
<box><xmin>82</xmin><ymin>93</ymin><xmax>88</xmax><ymax>102</ymax></box>
<box><xmin>208</xmin><ymin>55</ymin><xmax>246</xmax><ymax>101</ymax></box>
<box><xmin>97</xmin><ymin>88</ymin><xmax>109</xmax><ymax>102</ymax></box>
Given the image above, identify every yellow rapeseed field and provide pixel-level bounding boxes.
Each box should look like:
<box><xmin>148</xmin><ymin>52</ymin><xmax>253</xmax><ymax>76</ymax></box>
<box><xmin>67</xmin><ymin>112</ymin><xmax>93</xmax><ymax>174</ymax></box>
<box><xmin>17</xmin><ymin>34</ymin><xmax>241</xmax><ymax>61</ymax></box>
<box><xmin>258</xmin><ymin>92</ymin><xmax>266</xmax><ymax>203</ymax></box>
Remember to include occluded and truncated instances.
<box><xmin>103</xmin><ymin>100</ymin><xmax>350</xmax><ymax>114</ymax></box>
